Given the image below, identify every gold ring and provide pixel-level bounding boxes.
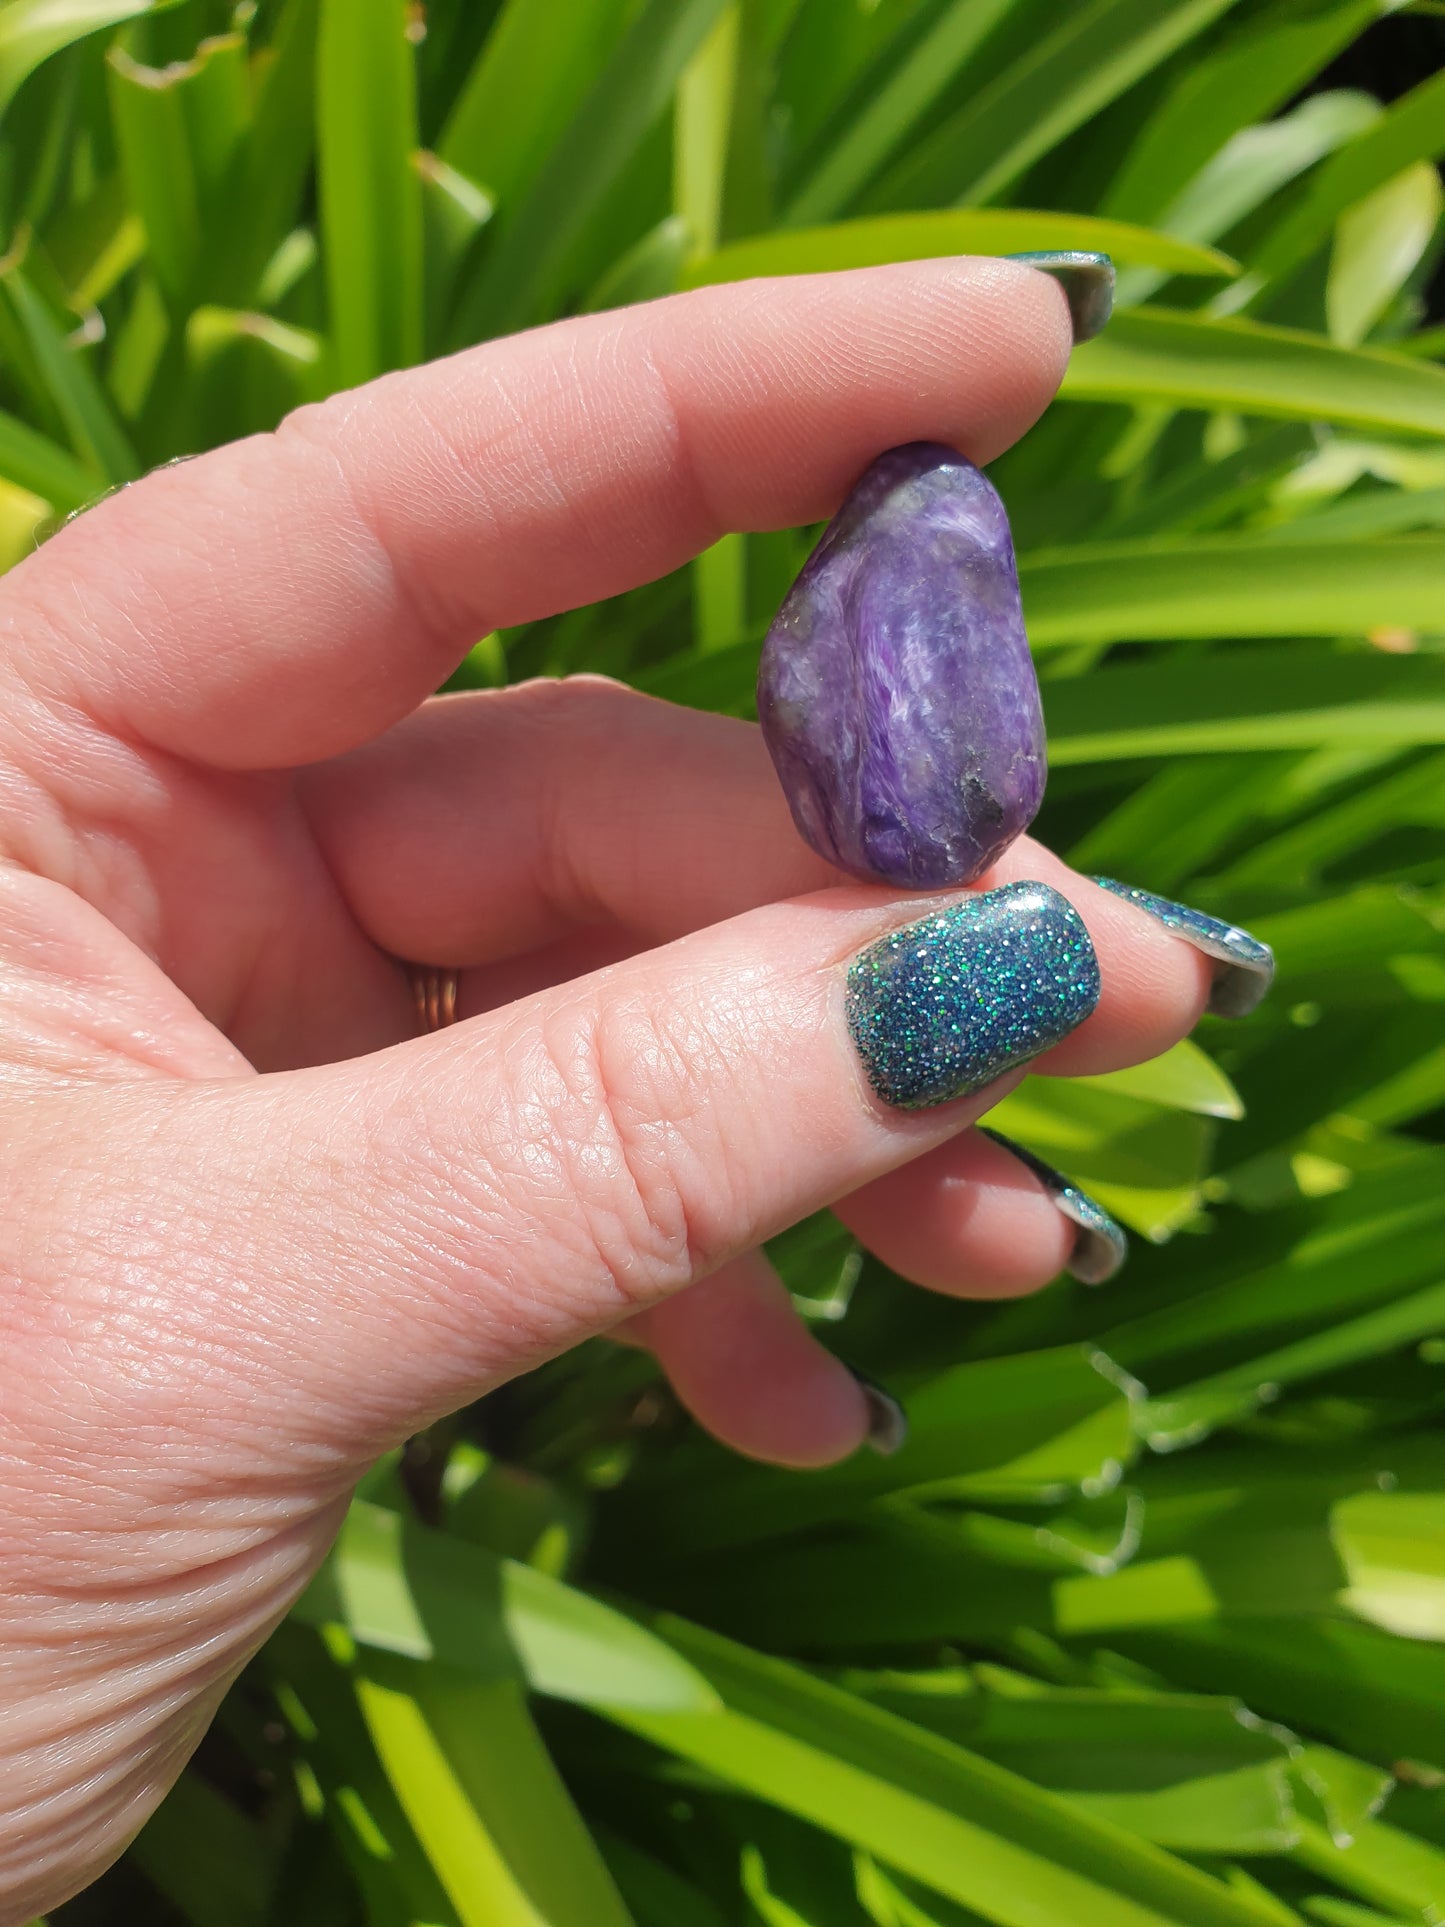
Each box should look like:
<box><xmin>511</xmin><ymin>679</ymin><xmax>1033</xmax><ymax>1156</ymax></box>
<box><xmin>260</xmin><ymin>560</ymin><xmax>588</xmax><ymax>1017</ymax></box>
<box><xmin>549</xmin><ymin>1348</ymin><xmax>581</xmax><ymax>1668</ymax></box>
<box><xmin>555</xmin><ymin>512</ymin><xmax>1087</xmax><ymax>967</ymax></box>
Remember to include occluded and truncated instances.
<box><xmin>408</xmin><ymin>964</ymin><xmax>460</xmax><ymax>1033</ymax></box>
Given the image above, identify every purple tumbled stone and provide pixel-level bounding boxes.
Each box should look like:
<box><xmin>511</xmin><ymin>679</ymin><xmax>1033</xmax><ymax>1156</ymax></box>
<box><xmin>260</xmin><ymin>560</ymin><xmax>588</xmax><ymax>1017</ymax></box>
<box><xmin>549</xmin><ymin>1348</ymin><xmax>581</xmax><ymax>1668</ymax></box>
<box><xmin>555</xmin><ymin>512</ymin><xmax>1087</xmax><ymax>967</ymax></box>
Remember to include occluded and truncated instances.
<box><xmin>757</xmin><ymin>442</ymin><xmax>1045</xmax><ymax>889</ymax></box>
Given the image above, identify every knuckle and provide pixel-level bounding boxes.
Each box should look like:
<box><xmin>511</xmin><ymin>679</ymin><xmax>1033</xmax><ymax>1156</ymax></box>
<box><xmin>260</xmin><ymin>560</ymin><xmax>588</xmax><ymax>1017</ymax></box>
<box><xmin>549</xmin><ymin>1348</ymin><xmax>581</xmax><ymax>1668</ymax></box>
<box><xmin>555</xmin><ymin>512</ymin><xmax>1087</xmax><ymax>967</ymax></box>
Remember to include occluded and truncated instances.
<box><xmin>527</xmin><ymin>986</ymin><xmax>738</xmax><ymax>1310</ymax></box>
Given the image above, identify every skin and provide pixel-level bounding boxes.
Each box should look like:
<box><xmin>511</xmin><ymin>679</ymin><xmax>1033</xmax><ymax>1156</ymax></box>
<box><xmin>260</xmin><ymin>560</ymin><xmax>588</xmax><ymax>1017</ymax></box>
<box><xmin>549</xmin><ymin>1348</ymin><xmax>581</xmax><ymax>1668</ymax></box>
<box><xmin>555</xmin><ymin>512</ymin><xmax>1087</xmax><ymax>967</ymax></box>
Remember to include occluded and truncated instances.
<box><xmin>0</xmin><ymin>259</ymin><xmax>1211</xmax><ymax>1920</ymax></box>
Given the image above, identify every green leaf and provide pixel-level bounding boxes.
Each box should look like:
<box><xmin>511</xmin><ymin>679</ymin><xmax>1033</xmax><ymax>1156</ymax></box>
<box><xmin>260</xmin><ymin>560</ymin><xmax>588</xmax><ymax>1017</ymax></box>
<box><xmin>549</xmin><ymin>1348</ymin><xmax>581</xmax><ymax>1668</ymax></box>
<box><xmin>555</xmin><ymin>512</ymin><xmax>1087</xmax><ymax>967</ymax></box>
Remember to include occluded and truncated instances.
<box><xmin>627</xmin><ymin>1344</ymin><xmax>1141</xmax><ymax>1560</ymax></box>
<box><xmin>0</xmin><ymin>261</ymin><xmax>137</xmax><ymax>480</ymax></box>
<box><xmin>1292</xmin><ymin>1812</ymin><xmax>1445</xmax><ymax>1922</ymax></box>
<box><xmin>598</xmin><ymin>1826</ymin><xmax>734</xmax><ymax>1927</ymax></box>
<box><xmin>582</xmin><ymin>211</ymin><xmax>693</xmax><ymax>313</ymax></box>
<box><xmin>126</xmin><ymin>1771</ymin><xmax>278</xmax><ymax>1927</ymax></box>
<box><xmin>0</xmin><ymin>402</ymin><xmax>96</xmax><ymax>507</ymax></box>
<box><xmin>1062</xmin><ymin>309</ymin><xmax>1445</xmax><ymax>436</ymax></box>
<box><xmin>294</xmin><ymin>1500</ymin><xmax>719</xmax><ymax>1713</ymax></box>
<box><xmin>1114</xmin><ymin>91</ymin><xmax>1381</xmax><ymax>309</ymax></box>
<box><xmin>453</xmin><ymin>0</ymin><xmax>728</xmax><ymax>341</ymax></box>
<box><xmin>0</xmin><ymin>0</ymin><xmax>183</xmax><ymax>119</ymax></box>
<box><xmin>0</xmin><ymin>471</ymin><xmax>45</xmax><ymax>566</ymax></box>
<box><xmin>673</xmin><ymin>4</ymin><xmax>737</xmax><ymax>257</ymax></box>
<box><xmin>439</xmin><ymin>0</ymin><xmax>634</xmax><ymax>211</ymax></box>
<box><xmin>1103</xmin><ymin>1152</ymin><xmax>1445</xmax><ymax>1384</ymax></box>
<box><xmin>417</xmin><ymin>147</ymin><xmax>495</xmax><ymax>332</ymax></box>
<box><xmin>185</xmin><ymin>304</ymin><xmax>321</xmax><ymax>441</ymax></box>
<box><xmin>267</xmin><ymin>1622</ymin><xmax>465</xmax><ymax>1926</ymax></box>
<box><xmin>1123</xmin><ymin>1615</ymin><xmax>1445</xmax><ymax>1779</ymax></box>
<box><xmin>779</xmin><ymin>0</ymin><xmax>1017</xmax><ymax>226</ymax></box>
<box><xmin>1044</xmin><ymin>647</ymin><xmax>1445</xmax><ymax>766</ymax></box>
<box><xmin>1300</xmin><ymin>1898</ymin><xmax>1419</xmax><ymax>1927</ymax></box>
<box><xmin>1248</xmin><ymin>484</ymin><xmax>1445</xmax><ymax>544</ymax></box>
<box><xmin>359</xmin><ymin>1668</ymin><xmax>637</xmax><ymax>1927</ymax></box>
<box><xmin>316</xmin><ymin>0</ymin><xmax>423</xmax><ymax>388</ymax></box>
<box><xmin>1022</xmin><ymin>536</ymin><xmax>1445</xmax><ymax>646</ymax></box>
<box><xmin>683</xmin><ymin>211</ymin><xmax>1237</xmax><ymax>289</ymax></box>
<box><xmin>1072</xmin><ymin>1764</ymin><xmax>1299</xmax><ymax>1856</ymax></box>
<box><xmin>1138</xmin><ymin>1279</ymin><xmax>1445</xmax><ymax>1448</ymax></box>
<box><xmin>1245</xmin><ymin>63</ymin><xmax>1445</xmax><ymax>299</ymax></box>
<box><xmin>986</xmin><ymin>1079</ymin><xmax>1213</xmax><ymax>1238</ymax></box>
<box><xmin>855</xmin><ymin>1668</ymin><xmax>1297</xmax><ymax>1827</ymax></box>
<box><xmin>619</xmin><ymin>1618</ymin><xmax>1301</xmax><ymax>1927</ymax></box>
<box><xmin>106</xmin><ymin>32</ymin><xmax>250</xmax><ymax>312</ymax></box>
<box><xmin>865</xmin><ymin>0</ymin><xmax>1246</xmax><ymax>213</ymax></box>
<box><xmin>1327</xmin><ymin>161</ymin><xmax>1445</xmax><ymax>349</ymax></box>
<box><xmin>207</xmin><ymin>0</ymin><xmax>321</xmax><ymax>310</ymax></box>
<box><xmin>1102</xmin><ymin>1</ymin><xmax>1380</xmax><ymax>227</ymax></box>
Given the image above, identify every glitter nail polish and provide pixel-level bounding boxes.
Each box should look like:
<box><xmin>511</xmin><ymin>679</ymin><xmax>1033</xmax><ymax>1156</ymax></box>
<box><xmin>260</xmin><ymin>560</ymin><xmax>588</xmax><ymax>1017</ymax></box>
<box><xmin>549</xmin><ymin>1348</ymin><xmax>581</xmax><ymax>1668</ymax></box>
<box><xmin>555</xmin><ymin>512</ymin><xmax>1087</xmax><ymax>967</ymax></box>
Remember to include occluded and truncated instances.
<box><xmin>845</xmin><ymin>880</ymin><xmax>1100</xmax><ymax>1111</ymax></box>
<box><xmin>1004</xmin><ymin>251</ymin><xmax>1114</xmax><ymax>342</ymax></box>
<box><xmin>1091</xmin><ymin>878</ymin><xmax>1274</xmax><ymax>1019</ymax></box>
<box><xmin>979</xmin><ymin>1127</ymin><xmax>1127</xmax><ymax>1285</ymax></box>
<box><xmin>849</xmin><ymin>1370</ymin><xmax>908</xmax><ymax>1456</ymax></box>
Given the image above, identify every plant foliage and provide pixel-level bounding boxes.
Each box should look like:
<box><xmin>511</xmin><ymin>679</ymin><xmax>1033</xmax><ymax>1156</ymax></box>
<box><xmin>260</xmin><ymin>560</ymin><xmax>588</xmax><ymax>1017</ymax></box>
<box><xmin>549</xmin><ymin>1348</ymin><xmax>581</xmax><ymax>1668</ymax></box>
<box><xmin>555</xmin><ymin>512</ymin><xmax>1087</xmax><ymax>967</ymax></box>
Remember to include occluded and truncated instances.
<box><xmin>3</xmin><ymin>0</ymin><xmax>1445</xmax><ymax>1921</ymax></box>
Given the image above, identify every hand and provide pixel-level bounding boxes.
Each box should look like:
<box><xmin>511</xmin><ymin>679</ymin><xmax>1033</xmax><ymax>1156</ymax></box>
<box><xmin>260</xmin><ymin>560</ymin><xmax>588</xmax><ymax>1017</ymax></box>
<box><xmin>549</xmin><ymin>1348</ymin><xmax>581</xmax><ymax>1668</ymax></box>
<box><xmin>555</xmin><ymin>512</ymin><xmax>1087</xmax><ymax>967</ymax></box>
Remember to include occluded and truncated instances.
<box><xmin>0</xmin><ymin>259</ymin><xmax>1213</xmax><ymax>1919</ymax></box>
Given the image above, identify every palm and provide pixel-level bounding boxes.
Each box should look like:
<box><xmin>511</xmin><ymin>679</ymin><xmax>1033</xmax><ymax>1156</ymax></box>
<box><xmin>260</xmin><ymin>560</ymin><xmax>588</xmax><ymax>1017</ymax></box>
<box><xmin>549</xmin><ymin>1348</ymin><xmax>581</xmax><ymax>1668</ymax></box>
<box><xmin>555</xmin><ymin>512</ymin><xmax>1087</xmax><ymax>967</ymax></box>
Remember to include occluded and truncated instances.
<box><xmin>9</xmin><ymin>734</ymin><xmax>406</xmax><ymax>1075</ymax></box>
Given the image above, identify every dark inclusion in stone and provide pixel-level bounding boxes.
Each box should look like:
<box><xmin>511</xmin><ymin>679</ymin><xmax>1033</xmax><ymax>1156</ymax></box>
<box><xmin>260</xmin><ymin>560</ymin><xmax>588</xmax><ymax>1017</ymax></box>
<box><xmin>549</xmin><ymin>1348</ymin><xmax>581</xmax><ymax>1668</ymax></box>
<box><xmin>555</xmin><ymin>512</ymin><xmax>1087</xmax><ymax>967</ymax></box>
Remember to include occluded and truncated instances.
<box><xmin>757</xmin><ymin>442</ymin><xmax>1045</xmax><ymax>889</ymax></box>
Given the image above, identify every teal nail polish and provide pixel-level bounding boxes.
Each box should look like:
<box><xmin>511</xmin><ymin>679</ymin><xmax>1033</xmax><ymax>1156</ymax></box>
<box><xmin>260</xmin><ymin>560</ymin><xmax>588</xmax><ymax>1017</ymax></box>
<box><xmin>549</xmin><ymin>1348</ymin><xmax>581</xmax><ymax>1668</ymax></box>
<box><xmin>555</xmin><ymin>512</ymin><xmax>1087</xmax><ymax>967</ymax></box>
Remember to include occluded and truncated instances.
<box><xmin>980</xmin><ymin>1127</ymin><xmax>1127</xmax><ymax>1285</ymax></box>
<box><xmin>850</xmin><ymin>1370</ymin><xmax>908</xmax><ymax>1455</ymax></box>
<box><xmin>1092</xmin><ymin>878</ymin><xmax>1274</xmax><ymax>1019</ymax></box>
<box><xmin>845</xmin><ymin>880</ymin><xmax>1100</xmax><ymax>1111</ymax></box>
<box><xmin>1004</xmin><ymin>251</ymin><xmax>1114</xmax><ymax>343</ymax></box>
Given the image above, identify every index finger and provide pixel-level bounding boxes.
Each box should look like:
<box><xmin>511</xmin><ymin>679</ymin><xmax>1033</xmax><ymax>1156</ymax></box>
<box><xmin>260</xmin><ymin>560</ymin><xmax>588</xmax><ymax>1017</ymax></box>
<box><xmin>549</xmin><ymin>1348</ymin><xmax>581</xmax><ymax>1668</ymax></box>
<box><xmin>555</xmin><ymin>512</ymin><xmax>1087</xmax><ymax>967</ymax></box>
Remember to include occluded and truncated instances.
<box><xmin>4</xmin><ymin>259</ymin><xmax>1072</xmax><ymax>769</ymax></box>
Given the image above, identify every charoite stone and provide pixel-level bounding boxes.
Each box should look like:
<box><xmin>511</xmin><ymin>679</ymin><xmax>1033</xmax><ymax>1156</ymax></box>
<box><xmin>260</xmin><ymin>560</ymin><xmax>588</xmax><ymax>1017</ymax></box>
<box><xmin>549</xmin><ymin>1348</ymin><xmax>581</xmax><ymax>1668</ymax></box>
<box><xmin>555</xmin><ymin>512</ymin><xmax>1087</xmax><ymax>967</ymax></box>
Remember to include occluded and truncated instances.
<box><xmin>757</xmin><ymin>442</ymin><xmax>1044</xmax><ymax>889</ymax></box>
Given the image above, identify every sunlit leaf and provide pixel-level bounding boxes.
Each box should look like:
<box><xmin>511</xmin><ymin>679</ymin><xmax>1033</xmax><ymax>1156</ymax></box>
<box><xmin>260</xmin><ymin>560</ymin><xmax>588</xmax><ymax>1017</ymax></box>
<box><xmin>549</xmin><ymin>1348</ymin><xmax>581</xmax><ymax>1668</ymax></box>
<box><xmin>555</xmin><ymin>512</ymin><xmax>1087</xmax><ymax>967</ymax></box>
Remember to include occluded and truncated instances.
<box><xmin>0</xmin><ymin>0</ymin><xmax>184</xmax><ymax>118</ymax></box>
<box><xmin>684</xmin><ymin>210</ymin><xmax>1237</xmax><ymax>288</ymax></box>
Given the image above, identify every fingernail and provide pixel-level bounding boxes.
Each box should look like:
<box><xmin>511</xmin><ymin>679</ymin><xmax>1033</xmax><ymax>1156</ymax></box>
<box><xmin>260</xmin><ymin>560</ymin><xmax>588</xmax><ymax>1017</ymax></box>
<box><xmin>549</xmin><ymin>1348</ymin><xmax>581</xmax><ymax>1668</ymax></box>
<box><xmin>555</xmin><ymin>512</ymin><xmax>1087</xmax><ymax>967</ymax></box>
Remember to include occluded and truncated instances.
<box><xmin>1004</xmin><ymin>251</ymin><xmax>1114</xmax><ymax>343</ymax></box>
<box><xmin>1091</xmin><ymin>878</ymin><xmax>1274</xmax><ymax>1019</ymax></box>
<box><xmin>845</xmin><ymin>879</ymin><xmax>1100</xmax><ymax>1111</ymax></box>
<box><xmin>850</xmin><ymin>1370</ymin><xmax>908</xmax><ymax>1455</ymax></box>
<box><xmin>979</xmin><ymin>1127</ymin><xmax>1127</xmax><ymax>1285</ymax></box>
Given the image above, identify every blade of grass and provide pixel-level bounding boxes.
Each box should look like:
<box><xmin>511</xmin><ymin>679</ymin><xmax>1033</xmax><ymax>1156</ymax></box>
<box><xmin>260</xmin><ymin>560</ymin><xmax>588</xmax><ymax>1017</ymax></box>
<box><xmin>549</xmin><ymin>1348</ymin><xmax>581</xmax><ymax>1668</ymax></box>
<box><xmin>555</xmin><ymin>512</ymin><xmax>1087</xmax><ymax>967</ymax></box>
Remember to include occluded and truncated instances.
<box><xmin>1242</xmin><ymin>64</ymin><xmax>1445</xmax><ymax>302</ymax></box>
<box><xmin>1138</xmin><ymin>1279</ymin><xmax>1445</xmax><ymax>1449</ymax></box>
<box><xmin>359</xmin><ymin>1665</ymin><xmax>637</xmax><ymax>1927</ymax></box>
<box><xmin>106</xmin><ymin>33</ymin><xmax>249</xmax><ymax>312</ymax></box>
<box><xmin>0</xmin><ymin>402</ymin><xmax>98</xmax><ymax>506</ymax></box>
<box><xmin>1114</xmin><ymin>92</ymin><xmax>1381</xmax><ymax>309</ymax></box>
<box><xmin>438</xmin><ymin>0</ymin><xmax>634</xmax><ymax>210</ymax></box>
<box><xmin>203</xmin><ymin>0</ymin><xmax>320</xmax><ymax>308</ymax></box>
<box><xmin>1062</xmin><ymin>309</ymin><xmax>1445</xmax><ymax>437</ymax></box>
<box><xmin>1326</xmin><ymin>161</ymin><xmax>1444</xmax><ymax>348</ymax></box>
<box><xmin>0</xmin><ymin>0</ymin><xmax>184</xmax><ymax>119</ymax></box>
<box><xmin>294</xmin><ymin>1500</ymin><xmax>719</xmax><ymax>1714</ymax></box>
<box><xmin>683</xmin><ymin>210</ymin><xmax>1237</xmax><ymax>287</ymax></box>
<box><xmin>1102</xmin><ymin>0</ymin><xmax>1380</xmax><ymax>226</ymax></box>
<box><xmin>0</xmin><ymin>260</ymin><xmax>137</xmax><ymax>479</ymax></box>
<box><xmin>316</xmin><ymin>0</ymin><xmax>422</xmax><ymax>388</ymax></box>
<box><xmin>618</xmin><ymin>1617</ymin><xmax>1302</xmax><ymax>1927</ymax></box>
<box><xmin>674</xmin><ymin>4</ymin><xmax>737</xmax><ymax>257</ymax></box>
<box><xmin>1045</xmin><ymin>647</ymin><xmax>1445</xmax><ymax>765</ymax></box>
<box><xmin>126</xmin><ymin>1770</ymin><xmax>278</xmax><ymax>1927</ymax></box>
<box><xmin>1021</xmin><ymin>535</ymin><xmax>1445</xmax><ymax>645</ymax></box>
<box><xmin>452</xmin><ymin>0</ymin><xmax>728</xmax><ymax>342</ymax></box>
<box><xmin>780</xmin><ymin>0</ymin><xmax>1016</xmax><ymax>226</ymax></box>
<box><xmin>1079</xmin><ymin>1040</ymin><xmax>1244</xmax><ymax>1123</ymax></box>
<box><xmin>865</xmin><ymin>0</ymin><xmax>1245</xmax><ymax>213</ymax></box>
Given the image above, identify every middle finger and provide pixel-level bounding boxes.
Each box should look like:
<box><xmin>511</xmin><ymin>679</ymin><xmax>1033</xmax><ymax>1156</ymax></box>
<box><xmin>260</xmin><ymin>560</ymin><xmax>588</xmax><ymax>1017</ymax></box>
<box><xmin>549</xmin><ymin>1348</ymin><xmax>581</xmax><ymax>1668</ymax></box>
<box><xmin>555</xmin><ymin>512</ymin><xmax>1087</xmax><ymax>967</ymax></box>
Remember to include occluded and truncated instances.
<box><xmin>303</xmin><ymin>676</ymin><xmax>1215</xmax><ymax>1080</ymax></box>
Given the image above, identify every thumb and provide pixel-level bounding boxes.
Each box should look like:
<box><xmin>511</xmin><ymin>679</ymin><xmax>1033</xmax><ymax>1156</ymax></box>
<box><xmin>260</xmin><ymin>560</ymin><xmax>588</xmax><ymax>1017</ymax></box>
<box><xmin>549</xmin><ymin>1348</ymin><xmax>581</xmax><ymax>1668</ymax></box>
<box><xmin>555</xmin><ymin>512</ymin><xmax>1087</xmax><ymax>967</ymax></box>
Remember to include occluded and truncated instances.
<box><xmin>178</xmin><ymin>876</ymin><xmax>1108</xmax><ymax>1463</ymax></box>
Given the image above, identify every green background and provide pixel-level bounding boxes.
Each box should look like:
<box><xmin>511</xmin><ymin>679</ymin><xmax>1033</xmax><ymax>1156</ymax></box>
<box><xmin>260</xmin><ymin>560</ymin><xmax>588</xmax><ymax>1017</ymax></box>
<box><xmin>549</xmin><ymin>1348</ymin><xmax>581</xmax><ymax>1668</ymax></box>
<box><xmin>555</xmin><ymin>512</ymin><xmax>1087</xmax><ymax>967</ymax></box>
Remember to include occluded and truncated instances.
<box><xmin>4</xmin><ymin>0</ymin><xmax>1445</xmax><ymax>1921</ymax></box>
